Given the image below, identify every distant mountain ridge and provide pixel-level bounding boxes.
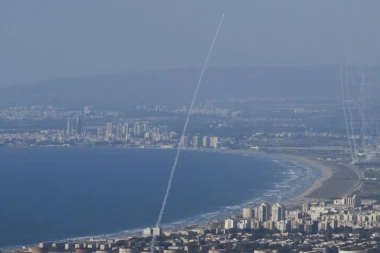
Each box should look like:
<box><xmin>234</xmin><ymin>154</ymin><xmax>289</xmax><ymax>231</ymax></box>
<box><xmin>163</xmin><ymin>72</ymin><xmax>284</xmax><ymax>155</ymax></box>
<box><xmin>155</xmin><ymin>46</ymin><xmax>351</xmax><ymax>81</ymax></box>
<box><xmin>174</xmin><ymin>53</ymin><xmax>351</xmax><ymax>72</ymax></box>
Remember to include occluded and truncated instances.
<box><xmin>0</xmin><ymin>65</ymin><xmax>367</xmax><ymax>108</ymax></box>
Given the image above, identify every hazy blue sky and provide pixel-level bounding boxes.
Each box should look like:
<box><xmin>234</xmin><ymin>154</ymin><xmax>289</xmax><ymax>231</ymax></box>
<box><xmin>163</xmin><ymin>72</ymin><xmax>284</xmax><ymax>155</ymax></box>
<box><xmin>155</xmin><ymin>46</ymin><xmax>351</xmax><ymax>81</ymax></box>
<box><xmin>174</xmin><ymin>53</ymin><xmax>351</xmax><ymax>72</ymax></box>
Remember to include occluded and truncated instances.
<box><xmin>0</xmin><ymin>0</ymin><xmax>379</xmax><ymax>86</ymax></box>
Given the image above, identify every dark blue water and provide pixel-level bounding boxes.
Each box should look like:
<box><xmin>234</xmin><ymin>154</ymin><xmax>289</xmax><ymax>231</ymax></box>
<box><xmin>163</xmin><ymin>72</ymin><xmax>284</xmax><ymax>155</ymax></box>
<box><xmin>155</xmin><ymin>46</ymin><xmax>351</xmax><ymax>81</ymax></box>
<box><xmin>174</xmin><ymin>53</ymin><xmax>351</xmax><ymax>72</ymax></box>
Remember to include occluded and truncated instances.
<box><xmin>0</xmin><ymin>148</ymin><xmax>318</xmax><ymax>248</ymax></box>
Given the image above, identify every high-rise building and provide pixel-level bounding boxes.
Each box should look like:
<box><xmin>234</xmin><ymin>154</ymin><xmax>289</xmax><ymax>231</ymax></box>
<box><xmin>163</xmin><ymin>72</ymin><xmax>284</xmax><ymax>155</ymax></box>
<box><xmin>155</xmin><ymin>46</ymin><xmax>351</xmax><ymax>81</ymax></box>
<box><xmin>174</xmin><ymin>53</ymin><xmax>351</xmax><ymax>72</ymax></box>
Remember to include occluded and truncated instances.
<box><xmin>354</xmin><ymin>194</ymin><xmax>361</xmax><ymax>207</ymax></box>
<box><xmin>224</xmin><ymin>219</ymin><xmax>236</xmax><ymax>229</ymax></box>
<box><xmin>141</xmin><ymin>123</ymin><xmax>149</xmax><ymax>133</ymax></box>
<box><xmin>277</xmin><ymin>220</ymin><xmax>291</xmax><ymax>232</ymax></box>
<box><xmin>271</xmin><ymin>203</ymin><xmax>286</xmax><ymax>221</ymax></box>
<box><xmin>209</xmin><ymin>136</ymin><xmax>219</xmax><ymax>148</ymax></box>
<box><xmin>180</xmin><ymin>136</ymin><xmax>188</xmax><ymax>148</ymax></box>
<box><xmin>202</xmin><ymin>136</ymin><xmax>208</xmax><ymax>147</ymax></box>
<box><xmin>237</xmin><ymin>220</ymin><xmax>251</xmax><ymax>229</ymax></box>
<box><xmin>302</xmin><ymin>202</ymin><xmax>311</xmax><ymax>212</ymax></box>
<box><xmin>97</xmin><ymin>126</ymin><xmax>104</xmax><ymax>136</ymax></box>
<box><xmin>106</xmin><ymin>122</ymin><xmax>113</xmax><ymax>136</ymax></box>
<box><xmin>152</xmin><ymin>227</ymin><xmax>162</xmax><ymax>236</ymax></box>
<box><xmin>133</xmin><ymin>122</ymin><xmax>141</xmax><ymax>137</ymax></box>
<box><xmin>192</xmin><ymin>136</ymin><xmax>199</xmax><ymax>148</ymax></box>
<box><xmin>75</xmin><ymin>115</ymin><xmax>83</xmax><ymax>135</ymax></box>
<box><xmin>251</xmin><ymin>220</ymin><xmax>261</xmax><ymax>230</ymax></box>
<box><xmin>116</xmin><ymin>124</ymin><xmax>124</xmax><ymax>138</ymax></box>
<box><xmin>143</xmin><ymin>228</ymin><xmax>152</xmax><ymax>235</ymax></box>
<box><xmin>257</xmin><ymin>203</ymin><xmax>270</xmax><ymax>222</ymax></box>
<box><xmin>66</xmin><ymin>118</ymin><xmax>72</xmax><ymax>136</ymax></box>
<box><xmin>123</xmin><ymin>123</ymin><xmax>129</xmax><ymax>135</ymax></box>
<box><xmin>342</xmin><ymin>194</ymin><xmax>361</xmax><ymax>207</ymax></box>
<box><xmin>84</xmin><ymin>106</ymin><xmax>92</xmax><ymax>115</ymax></box>
<box><xmin>242</xmin><ymin>208</ymin><xmax>254</xmax><ymax>219</ymax></box>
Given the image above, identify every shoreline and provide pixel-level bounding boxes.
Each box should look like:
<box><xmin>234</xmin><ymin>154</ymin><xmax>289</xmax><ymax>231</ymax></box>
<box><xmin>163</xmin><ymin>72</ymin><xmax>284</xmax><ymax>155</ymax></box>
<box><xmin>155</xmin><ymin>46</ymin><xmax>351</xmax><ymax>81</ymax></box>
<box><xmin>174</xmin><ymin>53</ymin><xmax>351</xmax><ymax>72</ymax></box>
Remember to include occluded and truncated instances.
<box><xmin>179</xmin><ymin>148</ymin><xmax>335</xmax><ymax>203</ymax></box>
<box><xmin>0</xmin><ymin>147</ymin><xmax>337</xmax><ymax>250</ymax></box>
<box><xmin>277</xmin><ymin>155</ymin><xmax>333</xmax><ymax>204</ymax></box>
<box><xmin>2</xmin><ymin>146</ymin><xmax>335</xmax><ymax>200</ymax></box>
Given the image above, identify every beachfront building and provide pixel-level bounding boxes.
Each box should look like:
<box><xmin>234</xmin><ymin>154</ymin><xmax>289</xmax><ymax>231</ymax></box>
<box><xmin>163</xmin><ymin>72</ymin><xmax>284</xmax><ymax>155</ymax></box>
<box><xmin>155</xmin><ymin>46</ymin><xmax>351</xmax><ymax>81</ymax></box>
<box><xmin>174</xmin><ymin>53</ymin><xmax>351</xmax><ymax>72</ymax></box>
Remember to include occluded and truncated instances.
<box><xmin>202</xmin><ymin>136</ymin><xmax>208</xmax><ymax>147</ymax></box>
<box><xmin>242</xmin><ymin>207</ymin><xmax>254</xmax><ymax>218</ymax></box>
<box><xmin>257</xmin><ymin>203</ymin><xmax>271</xmax><ymax>222</ymax></box>
<box><xmin>271</xmin><ymin>203</ymin><xmax>286</xmax><ymax>221</ymax></box>
<box><xmin>209</xmin><ymin>136</ymin><xmax>219</xmax><ymax>148</ymax></box>
<box><xmin>192</xmin><ymin>136</ymin><xmax>199</xmax><ymax>148</ymax></box>
<box><xmin>152</xmin><ymin>227</ymin><xmax>162</xmax><ymax>236</ymax></box>
<box><xmin>224</xmin><ymin>218</ymin><xmax>237</xmax><ymax>229</ymax></box>
<box><xmin>302</xmin><ymin>202</ymin><xmax>311</xmax><ymax>212</ymax></box>
<box><xmin>143</xmin><ymin>228</ymin><xmax>152</xmax><ymax>235</ymax></box>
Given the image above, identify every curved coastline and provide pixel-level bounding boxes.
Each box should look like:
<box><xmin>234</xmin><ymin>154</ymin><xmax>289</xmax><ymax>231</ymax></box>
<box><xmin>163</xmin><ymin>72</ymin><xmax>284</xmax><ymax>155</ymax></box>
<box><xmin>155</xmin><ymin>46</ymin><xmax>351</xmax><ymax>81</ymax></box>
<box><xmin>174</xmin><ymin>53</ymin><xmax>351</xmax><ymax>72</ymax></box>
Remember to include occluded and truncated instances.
<box><xmin>53</xmin><ymin>148</ymin><xmax>324</xmax><ymax>240</ymax></box>
<box><xmin>58</xmin><ymin>148</ymin><xmax>329</xmax><ymax>238</ymax></box>
<box><xmin>118</xmin><ymin>146</ymin><xmax>331</xmax><ymax>203</ymax></box>
<box><xmin>0</xmin><ymin>147</ymin><xmax>332</xmax><ymax>250</ymax></box>
<box><xmin>178</xmin><ymin>148</ymin><xmax>333</xmax><ymax>201</ymax></box>
<box><xmin>279</xmin><ymin>155</ymin><xmax>333</xmax><ymax>202</ymax></box>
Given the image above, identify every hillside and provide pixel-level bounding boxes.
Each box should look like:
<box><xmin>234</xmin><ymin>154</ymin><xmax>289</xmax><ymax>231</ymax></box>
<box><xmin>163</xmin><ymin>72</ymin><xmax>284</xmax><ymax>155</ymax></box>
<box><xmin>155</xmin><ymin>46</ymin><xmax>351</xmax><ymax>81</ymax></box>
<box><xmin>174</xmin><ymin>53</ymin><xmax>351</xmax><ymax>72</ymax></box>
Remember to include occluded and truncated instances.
<box><xmin>0</xmin><ymin>66</ymin><xmax>348</xmax><ymax>108</ymax></box>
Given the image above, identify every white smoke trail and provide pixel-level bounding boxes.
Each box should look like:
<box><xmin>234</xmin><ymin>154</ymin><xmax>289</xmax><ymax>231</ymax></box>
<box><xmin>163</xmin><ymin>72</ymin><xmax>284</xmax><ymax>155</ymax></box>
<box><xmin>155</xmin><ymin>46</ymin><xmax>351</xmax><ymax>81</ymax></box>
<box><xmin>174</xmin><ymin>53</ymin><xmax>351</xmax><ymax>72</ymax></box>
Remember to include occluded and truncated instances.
<box><xmin>357</xmin><ymin>69</ymin><xmax>374</xmax><ymax>160</ymax></box>
<box><xmin>339</xmin><ymin>6</ymin><xmax>359</xmax><ymax>163</ymax></box>
<box><xmin>344</xmin><ymin>64</ymin><xmax>358</xmax><ymax>162</ymax></box>
<box><xmin>358</xmin><ymin>102</ymin><xmax>368</xmax><ymax>157</ymax></box>
<box><xmin>341</xmin><ymin>65</ymin><xmax>355</xmax><ymax>163</ymax></box>
<box><xmin>344</xmin><ymin>2</ymin><xmax>366</xmax><ymax>159</ymax></box>
<box><xmin>344</xmin><ymin>2</ymin><xmax>379</xmax><ymax>161</ymax></box>
<box><xmin>150</xmin><ymin>14</ymin><xmax>225</xmax><ymax>253</ymax></box>
<box><xmin>347</xmin><ymin>65</ymin><xmax>365</xmax><ymax>154</ymax></box>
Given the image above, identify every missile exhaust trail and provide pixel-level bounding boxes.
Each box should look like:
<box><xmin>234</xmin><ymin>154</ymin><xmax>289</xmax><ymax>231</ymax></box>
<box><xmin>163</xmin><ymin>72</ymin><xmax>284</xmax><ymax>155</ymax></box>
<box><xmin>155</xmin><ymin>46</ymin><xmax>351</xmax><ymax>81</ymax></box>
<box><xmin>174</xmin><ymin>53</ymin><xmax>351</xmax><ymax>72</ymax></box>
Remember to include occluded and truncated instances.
<box><xmin>345</xmin><ymin>64</ymin><xmax>358</xmax><ymax>162</ymax></box>
<box><xmin>150</xmin><ymin>14</ymin><xmax>225</xmax><ymax>253</ymax></box>
<box><xmin>340</xmin><ymin>65</ymin><xmax>354</xmax><ymax>163</ymax></box>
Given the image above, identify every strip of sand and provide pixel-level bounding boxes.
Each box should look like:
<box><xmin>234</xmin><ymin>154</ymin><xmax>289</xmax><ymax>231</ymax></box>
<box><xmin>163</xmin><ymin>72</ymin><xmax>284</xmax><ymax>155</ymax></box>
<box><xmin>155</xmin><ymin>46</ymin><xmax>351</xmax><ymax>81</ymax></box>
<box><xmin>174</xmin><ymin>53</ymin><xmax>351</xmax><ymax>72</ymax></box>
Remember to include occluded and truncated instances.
<box><xmin>181</xmin><ymin>148</ymin><xmax>335</xmax><ymax>203</ymax></box>
<box><xmin>276</xmin><ymin>155</ymin><xmax>333</xmax><ymax>204</ymax></box>
<box><xmin>224</xmin><ymin>151</ymin><xmax>335</xmax><ymax>202</ymax></box>
<box><xmin>128</xmin><ymin>147</ymin><xmax>341</xmax><ymax>203</ymax></box>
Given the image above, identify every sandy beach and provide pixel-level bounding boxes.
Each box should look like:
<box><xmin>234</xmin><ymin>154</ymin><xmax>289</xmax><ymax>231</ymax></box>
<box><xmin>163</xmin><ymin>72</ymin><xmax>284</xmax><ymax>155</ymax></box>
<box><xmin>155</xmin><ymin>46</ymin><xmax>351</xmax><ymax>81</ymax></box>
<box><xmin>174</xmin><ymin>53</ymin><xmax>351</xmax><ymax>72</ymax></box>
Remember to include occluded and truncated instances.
<box><xmin>276</xmin><ymin>155</ymin><xmax>334</xmax><ymax>204</ymax></box>
<box><xmin>129</xmin><ymin>146</ymin><xmax>360</xmax><ymax>204</ymax></box>
<box><xmin>180</xmin><ymin>147</ymin><xmax>361</xmax><ymax>204</ymax></box>
<box><xmin>220</xmin><ymin>149</ymin><xmax>360</xmax><ymax>202</ymax></box>
<box><xmin>1</xmin><ymin>147</ymin><xmax>356</xmax><ymax>249</ymax></box>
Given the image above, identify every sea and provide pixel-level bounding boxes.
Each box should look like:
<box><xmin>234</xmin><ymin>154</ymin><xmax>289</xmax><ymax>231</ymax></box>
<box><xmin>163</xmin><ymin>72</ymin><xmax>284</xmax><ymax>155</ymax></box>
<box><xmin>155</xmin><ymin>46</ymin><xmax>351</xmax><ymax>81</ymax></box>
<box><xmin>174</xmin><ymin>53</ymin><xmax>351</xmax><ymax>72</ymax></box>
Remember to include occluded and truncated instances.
<box><xmin>0</xmin><ymin>147</ymin><xmax>319</xmax><ymax>248</ymax></box>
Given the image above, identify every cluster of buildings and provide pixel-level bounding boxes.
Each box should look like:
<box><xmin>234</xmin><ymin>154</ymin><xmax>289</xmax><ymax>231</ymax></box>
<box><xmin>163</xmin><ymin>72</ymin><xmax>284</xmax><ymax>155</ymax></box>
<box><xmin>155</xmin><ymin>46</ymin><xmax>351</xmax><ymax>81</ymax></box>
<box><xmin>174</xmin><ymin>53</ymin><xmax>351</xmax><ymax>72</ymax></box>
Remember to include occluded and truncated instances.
<box><xmin>0</xmin><ymin>128</ymin><xmax>223</xmax><ymax>149</ymax></box>
<box><xmin>224</xmin><ymin>203</ymin><xmax>288</xmax><ymax>231</ymax></box>
<box><xmin>334</xmin><ymin>195</ymin><xmax>362</xmax><ymax>207</ymax></box>
<box><xmin>94</xmin><ymin>121</ymin><xmax>221</xmax><ymax>149</ymax></box>
<box><xmin>21</xmin><ymin>218</ymin><xmax>378</xmax><ymax>253</ymax></box>
<box><xmin>66</xmin><ymin>116</ymin><xmax>84</xmax><ymax>136</ymax></box>
<box><xmin>180</xmin><ymin>136</ymin><xmax>219</xmax><ymax>149</ymax></box>
<box><xmin>142</xmin><ymin>227</ymin><xmax>162</xmax><ymax>236</ymax></box>
<box><xmin>0</xmin><ymin>102</ymin><xmax>369</xmax><ymax>151</ymax></box>
<box><xmin>222</xmin><ymin>195</ymin><xmax>380</xmax><ymax>235</ymax></box>
<box><xmin>12</xmin><ymin>196</ymin><xmax>380</xmax><ymax>253</ymax></box>
<box><xmin>0</xmin><ymin>105</ymin><xmax>226</xmax><ymax>148</ymax></box>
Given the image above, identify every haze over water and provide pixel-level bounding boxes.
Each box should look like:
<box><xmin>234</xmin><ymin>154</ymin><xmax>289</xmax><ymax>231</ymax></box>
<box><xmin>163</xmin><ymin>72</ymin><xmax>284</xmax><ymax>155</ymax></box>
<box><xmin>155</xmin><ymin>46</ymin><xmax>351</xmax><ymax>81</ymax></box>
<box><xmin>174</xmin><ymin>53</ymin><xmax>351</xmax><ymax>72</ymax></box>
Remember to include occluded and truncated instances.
<box><xmin>0</xmin><ymin>148</ymin><xmax>318</xmax><ymax>248</ymax></box>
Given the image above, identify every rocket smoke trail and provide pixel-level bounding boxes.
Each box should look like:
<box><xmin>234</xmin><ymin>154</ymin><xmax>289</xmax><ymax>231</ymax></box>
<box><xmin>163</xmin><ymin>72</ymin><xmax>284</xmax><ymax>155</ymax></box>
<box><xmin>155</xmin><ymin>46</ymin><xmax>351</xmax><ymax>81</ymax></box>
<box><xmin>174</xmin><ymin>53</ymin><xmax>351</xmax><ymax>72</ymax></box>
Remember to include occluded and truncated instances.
<box><xmin>357</xmin><ymin>70</ymin><xmax>372</xmax><ymax>160</ymax></box>
<box><xmin>150</xmin><ymin>14</ymin><xmax>225</xmax><ymax>253</ymax></box>
<box><xmin>340</xmin><ymin>65</ymin><xmax>354</xmax><ymax>163</ymax></box>
<box><xmin>345</xmin><ymin>64</ymin><xmax>358</xmax><ymax>162</ymax></box>
<box><xmin>338</xmin><ymin>6</ymin><xmax>354</xmax><ymax>163</ymax></box>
